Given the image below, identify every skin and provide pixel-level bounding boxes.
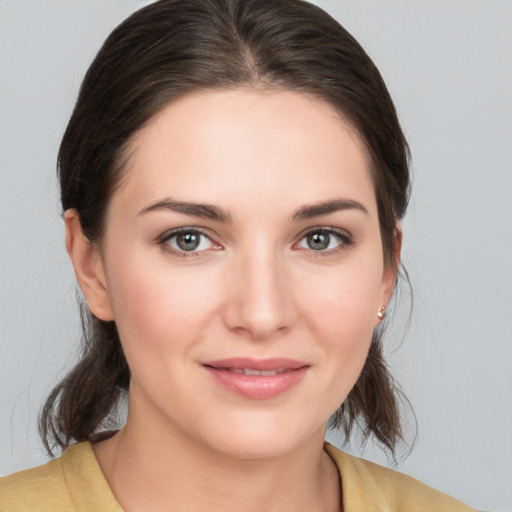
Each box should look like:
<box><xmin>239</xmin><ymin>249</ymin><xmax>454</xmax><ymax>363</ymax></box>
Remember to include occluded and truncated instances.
<box><xmin>65</xmin><ymin>89</ymin><xmax>399</xmax><ymax>512</ymax></box>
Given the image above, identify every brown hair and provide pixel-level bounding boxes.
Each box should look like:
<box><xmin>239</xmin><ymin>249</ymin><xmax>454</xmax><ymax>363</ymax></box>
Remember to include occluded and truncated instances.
<box><xmin>40</xmin><ymin>0</ymin><xmax>411</xmax><ymax>456</ymax></box>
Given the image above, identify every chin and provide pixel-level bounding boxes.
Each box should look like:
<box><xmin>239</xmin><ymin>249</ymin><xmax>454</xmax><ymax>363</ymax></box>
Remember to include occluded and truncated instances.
<box><xmin>208</xmin><ymin>435</ymin><xmax>303</xmax><ymax>461</ymax></box>
<box><xmin>195</xmin><ymin>413</ymin><xmax>325</xmax><ymax>461</ymax></box>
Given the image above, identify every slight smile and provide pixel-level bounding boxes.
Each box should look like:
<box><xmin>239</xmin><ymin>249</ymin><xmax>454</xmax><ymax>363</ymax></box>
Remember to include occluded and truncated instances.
<box><xmin>202</xmin><ymin>358</ymin><xmax>310</xmax><ymax>400</ymax></box>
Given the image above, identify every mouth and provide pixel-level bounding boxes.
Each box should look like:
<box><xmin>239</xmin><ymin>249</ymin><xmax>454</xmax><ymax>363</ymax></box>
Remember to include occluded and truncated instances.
<box><xmin>201</xmin><ymin>358</ymin><xmax>309</xmax><ymax>399</ymax></box>
<box><xmin>217</xmin><ymin>367</ymin><xmax>294</xmax><ymax>376</ymax></box>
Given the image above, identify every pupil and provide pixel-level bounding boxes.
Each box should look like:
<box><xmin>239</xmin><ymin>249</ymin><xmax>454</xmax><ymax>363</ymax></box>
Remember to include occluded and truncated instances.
<box><xmin>308</xmin><ymin>232</ymin><xmax>329</xmax><ymax>250</ymax></box>
<box><xmin>177</xmin><ymin>232</ymin><xmax>200</xmax><ymax>251</ymax></box>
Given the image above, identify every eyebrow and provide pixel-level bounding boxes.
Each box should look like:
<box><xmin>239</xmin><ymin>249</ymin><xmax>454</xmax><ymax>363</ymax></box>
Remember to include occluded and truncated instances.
<box><xmin>138</xmin><ymin>198</ymin><xmax>233</xmax><ymax>222</ymax></box>
<box><xmin>138</xmin><ymin>197</ymin><xmax>368</xmax><ymax>222</ymax></box>
<box><xmin>290</xmin><ymin>198</ymin><xmax>368</xmax><ymax>221</ymax></box>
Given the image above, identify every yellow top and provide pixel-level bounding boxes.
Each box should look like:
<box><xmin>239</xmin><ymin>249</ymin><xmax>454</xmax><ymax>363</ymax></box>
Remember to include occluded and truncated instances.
<box><xmin>0</xmin><ymin>442</ymin><xmax>476</xmax><ymax>511</ymax></box>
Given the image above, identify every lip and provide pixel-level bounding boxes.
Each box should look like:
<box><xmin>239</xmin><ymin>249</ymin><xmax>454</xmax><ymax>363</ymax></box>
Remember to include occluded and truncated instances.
<box><xmin>201</xmin><ymin>358</ymin><xmax>309</xmax><ymax>400</ymax></box>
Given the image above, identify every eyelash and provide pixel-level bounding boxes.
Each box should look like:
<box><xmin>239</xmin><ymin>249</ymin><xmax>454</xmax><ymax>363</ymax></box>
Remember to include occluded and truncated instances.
<box><xmin>294</xmin><ymin>227</ymin><xmax>354</xmax><ymax>257</ymax></box>
<box><xmin>158</xmin><ymin>227</ymin><xmax>219</xmax><ymax>258</ymax></box>
<box><xmin>157</xmin><ymin>227</ymin><xmax>353</xmax><ymax>259</ymax></box>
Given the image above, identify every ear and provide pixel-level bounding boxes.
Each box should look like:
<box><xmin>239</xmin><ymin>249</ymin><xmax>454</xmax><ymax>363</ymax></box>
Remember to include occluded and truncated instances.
<box><xmin>380</xmin><ymin>223</ymin><xmax>403</xmax><ymax>307</ymax></box>
<box><xmin>64</xmin><ymin>209</ymin><xmax>114</xmax><ymax>321</ymax></box>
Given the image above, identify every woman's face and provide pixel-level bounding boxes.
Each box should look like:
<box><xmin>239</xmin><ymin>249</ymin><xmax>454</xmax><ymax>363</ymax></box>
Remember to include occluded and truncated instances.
<box><xmin>89</xmin><ymin>89</ymin><xmax>396</xmax><ymax>458</ymax></box>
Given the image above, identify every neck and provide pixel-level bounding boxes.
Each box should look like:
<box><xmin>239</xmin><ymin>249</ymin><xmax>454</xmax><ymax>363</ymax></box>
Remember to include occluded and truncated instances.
<box><xmin>93</xmin><ymin>414</ymin><xmax>341</xmax><ymax>512</ymax></box>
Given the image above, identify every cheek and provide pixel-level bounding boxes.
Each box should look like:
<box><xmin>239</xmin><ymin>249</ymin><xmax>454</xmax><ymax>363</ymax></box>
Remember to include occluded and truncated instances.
<box><xmin>296</xmin><ymin>264</ymin><xmax>382</xmax><ymax>392</ymax></box>
<box><xmin>105</xmin><ymin>255</ymin><xmax>221</xmax><ymax>361</ymax></box>
<box><xmin>299</xmin><ymin>262</ymin><xmax>382</xmax><ymax>339</ymax></box>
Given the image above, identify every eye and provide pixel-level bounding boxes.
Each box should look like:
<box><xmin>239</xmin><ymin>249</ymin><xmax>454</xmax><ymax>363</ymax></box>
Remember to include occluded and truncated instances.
<box><xmin>160</xmin><ymin>228</ymin><xmax>218</xmax><ymax>256</ymax></box>
<box><xmin>297</xmin><ymin>228</ymin><xmax>352</xmax><ymax>252</ymax></box>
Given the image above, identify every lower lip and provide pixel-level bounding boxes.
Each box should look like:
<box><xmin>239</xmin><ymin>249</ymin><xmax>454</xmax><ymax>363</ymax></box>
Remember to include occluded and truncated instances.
<box><xmin>203</xmin><ymin>366</ymin><xmax>309</xmax><ymax>400</ymax></box>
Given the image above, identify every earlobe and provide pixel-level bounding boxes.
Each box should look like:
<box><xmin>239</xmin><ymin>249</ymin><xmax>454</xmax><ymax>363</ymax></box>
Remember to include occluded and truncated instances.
<box><xmin>64</xmin><ymin>209</ymin><xmax>114</xmax><ymax>321</ymax></box>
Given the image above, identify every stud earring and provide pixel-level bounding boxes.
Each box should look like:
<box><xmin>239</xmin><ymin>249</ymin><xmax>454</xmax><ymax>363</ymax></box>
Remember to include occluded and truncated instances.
<box><xmin>377</xmin><ymin>305</ymin><xmax>386</xmax><ymax>319</ymax></box>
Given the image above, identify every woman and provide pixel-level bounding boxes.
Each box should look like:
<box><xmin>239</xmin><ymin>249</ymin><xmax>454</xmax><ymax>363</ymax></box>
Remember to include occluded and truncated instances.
<box><xmin>0</xmin><ymin>0</ymin><xmax>477</xmax><ymax>510</ymax></box>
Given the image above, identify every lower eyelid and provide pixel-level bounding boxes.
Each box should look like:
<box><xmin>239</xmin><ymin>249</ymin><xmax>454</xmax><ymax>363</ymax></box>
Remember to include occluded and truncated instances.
<box><xmin>158</xmin><ymin>227</ymin><xmax>352</xmax><ymax>255</ymax></box>
<box><xmin>158</xmin><ymin>228</ymin><xmax>219</xmax><ymax>253</ymax></box>
<box><xmin>292</xmin><ymin>231</ymin><xmax>354</xmax><ymax>257</ymax></box>
<box><xmin>300</xmin><ymin>228</ymin><xmax>352</xmax><ymax>243</ymax></box>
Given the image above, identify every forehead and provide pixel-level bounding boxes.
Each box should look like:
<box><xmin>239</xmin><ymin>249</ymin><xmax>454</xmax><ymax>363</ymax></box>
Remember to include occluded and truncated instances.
<box><xmin>114</xmin><ymin>88</ymin><xmax>376</xmax><ymax>217</ymax></box>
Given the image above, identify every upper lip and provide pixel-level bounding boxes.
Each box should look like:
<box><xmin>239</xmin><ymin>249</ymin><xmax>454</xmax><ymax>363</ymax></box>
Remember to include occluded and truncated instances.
<box><xmin>202</xmin><ymin>358</ymin><xmax>309</xmax><ymax>371</ymax></box>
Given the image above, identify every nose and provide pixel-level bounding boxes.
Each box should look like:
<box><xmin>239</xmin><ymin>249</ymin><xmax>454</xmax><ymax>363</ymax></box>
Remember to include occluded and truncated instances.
<box><xmin>222</xmin><ymin>245</ymin><xmax>297</xmax><ymax>340</ymax></box>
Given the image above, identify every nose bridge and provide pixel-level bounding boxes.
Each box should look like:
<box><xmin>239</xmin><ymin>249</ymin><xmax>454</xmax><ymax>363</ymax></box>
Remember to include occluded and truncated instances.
<box><xmin>224</xmin><ymin>239</ymin><xmax>295</xmax><ymax>339</ymax></box>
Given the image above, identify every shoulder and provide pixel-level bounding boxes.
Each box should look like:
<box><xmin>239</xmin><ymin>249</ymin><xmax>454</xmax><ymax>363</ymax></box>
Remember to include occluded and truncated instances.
<box><xmin>0</xmin><ymin>455</ymin><xmax>72</xmax><ymax>512</ymax></box>
<box><xmin>0</xmin><ymin>442</ymin><xmax>121</xmax><ymax>512</ymax></box>
<box><xmin>324</xmin><ymin>443</ymin><xmax>477</xmax><ymax>512</ymax></box>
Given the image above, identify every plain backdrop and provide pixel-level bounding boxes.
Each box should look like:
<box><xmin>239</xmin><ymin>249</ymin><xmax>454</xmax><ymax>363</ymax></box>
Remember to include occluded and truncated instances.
<box><xmin>1</xmin><ymin>1</ymin><xmax>511</xmax><ymax>510</ymax></box>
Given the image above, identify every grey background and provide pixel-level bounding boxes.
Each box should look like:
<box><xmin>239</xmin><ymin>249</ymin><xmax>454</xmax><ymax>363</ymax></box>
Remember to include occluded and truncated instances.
<box><xmin>1</xmin><ymin>1</ymin><xmax>510</xmax><ymax>510</ymax></box>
